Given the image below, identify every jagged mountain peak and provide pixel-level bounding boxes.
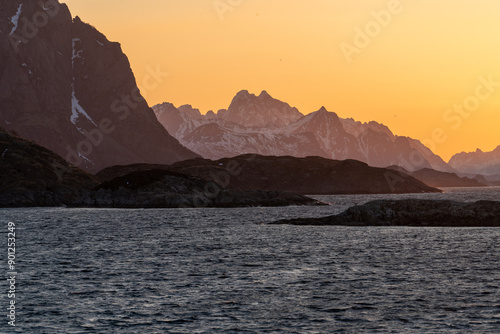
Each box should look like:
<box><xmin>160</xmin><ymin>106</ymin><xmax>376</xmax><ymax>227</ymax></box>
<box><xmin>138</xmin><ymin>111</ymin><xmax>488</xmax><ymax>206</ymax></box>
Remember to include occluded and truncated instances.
<box><xmin>179</xmin><ymin>104</ymin><xmax>198</xmax><ymax>110</ymax></box>
<box><xmin>157</xmin><ymin>102</ymin><xmax>176</xmax><ymax>109</ymax></box>
<box><xmin>153</xmin><ymin>102</ymin><xmax>178</xmax><ymax>118</ymax></box>
<box><xmin>259</xmin><ymin>90</ymin><xmax>272</xmax><ymax>99</ymax></box>
<box><xmin>308</xmin><ymin>107</ymin><xmax>340</xmax><ymax>123</ymax></box>
<box><xmin>224</xmin><ymin>90</ymin><xmax>303</xmax><ymax>128</ymax></box>
<box><xmin>233</xmin><ymin>89</ymin><xmax>252</xmax><ymax>99</ymax></box>
<box><xmin>178</xmin><ymin>105</ymin><xmax>202</xmax><ymax>119</ymax></box>
<box><xmin>340</xmin><ymin>117</ymin><xmax>395</xmax><ymax>140</ymax></box>
<box><xmin>206</xmin><ymin>110</ymin><xmax>216</xmax><ymax>118</ymax></box>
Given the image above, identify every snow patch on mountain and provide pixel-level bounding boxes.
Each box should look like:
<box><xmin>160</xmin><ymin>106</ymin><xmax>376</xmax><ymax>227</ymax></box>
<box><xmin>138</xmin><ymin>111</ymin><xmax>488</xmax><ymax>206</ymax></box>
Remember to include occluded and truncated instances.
<box><xmin>9</xmin><ymin>4</ymin><xmax>23</xmax><ymax>36</ymax></box>
<box><xmin>71</xmin><ymin>84</ymin><xmax>96</xmax><ymax>127</ymax></box>
<box><xmin>78</xmin><ymin>152</ymin><xmax>92</xmax><ymax>163</ymax></box>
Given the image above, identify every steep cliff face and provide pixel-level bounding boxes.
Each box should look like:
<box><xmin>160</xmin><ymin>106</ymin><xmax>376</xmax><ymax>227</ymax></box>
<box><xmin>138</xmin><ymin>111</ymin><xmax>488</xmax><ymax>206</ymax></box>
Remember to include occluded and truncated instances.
<box><xmin>0</xmin><ymin>0</ymin><xmax>198</xmax><ymax>173</ymax></box>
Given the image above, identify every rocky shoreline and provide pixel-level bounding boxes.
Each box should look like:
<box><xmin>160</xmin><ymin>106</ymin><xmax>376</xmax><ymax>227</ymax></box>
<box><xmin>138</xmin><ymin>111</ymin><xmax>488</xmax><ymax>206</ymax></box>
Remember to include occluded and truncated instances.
<box><xmin>270</xmin><ymin>199</ymin><xmax>500</xmax><ymax>226</ymax></box>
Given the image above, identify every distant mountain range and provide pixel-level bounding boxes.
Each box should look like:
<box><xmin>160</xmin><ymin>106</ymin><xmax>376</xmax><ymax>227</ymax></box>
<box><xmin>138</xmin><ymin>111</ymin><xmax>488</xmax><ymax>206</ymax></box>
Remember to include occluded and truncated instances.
<box><xmin>449</xmin><ymin>147</ymin><xmax>500</xmax><ymax>177</ymax></box>
<box><xmin>387</xmin><ymin>166</ymin><xmax>486</xmax><ymax>188</ymax></box>
<box><xmin>154</xmin><ymin>90</ymin><xmax>453</xmax><ymax>172</ymax></box>
<box><xmin>0</xmin><ymin>0</ymin><xmax>198</xmax><ymax>173</ymax></box>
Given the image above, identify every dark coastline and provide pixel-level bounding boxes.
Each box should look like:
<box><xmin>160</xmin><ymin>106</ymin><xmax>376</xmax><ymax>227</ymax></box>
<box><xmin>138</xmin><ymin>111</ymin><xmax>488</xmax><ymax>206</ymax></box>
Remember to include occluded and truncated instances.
<box><xmin>270</xmin><ymin>199</ymin><xmax>500</xmax><ymax>227</ymax></box>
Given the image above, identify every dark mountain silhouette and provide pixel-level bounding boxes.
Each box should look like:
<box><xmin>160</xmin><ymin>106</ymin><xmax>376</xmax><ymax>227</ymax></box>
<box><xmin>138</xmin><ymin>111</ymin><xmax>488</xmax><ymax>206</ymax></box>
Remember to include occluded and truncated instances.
<box><xmin>0</xmin><ymin>128</ymin><xmax>321</xmax><ymax>208</ymax></box>
<box><xmin>0</xmin><ymin>0</ymin><xmax>198</xmax><ymax>173</ymax></box>
<box><xmin>387</xmin><ymin>166</ymin><xmax>486</xmax><ymax>188</ymax></box>
<box><xmin>0</xmin><ymin>128</ymin><xmax>98</xmax><ymax>207</ymax></box>
<box><xmin>97</xmin><ymin>155</ymin><xmax>441</xmax><ymax>195</ymax></box>
<box><xmin>76</xmin><ymin>168</ymin><xmax>322</xmax><ymax>208</ymax></box>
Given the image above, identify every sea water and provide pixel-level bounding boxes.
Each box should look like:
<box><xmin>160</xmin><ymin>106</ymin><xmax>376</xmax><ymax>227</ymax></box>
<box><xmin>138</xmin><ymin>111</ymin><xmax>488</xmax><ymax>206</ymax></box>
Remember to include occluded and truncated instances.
<box><xmin>1</xmin><ymin>187</ymin><xmax>499</xmax><ymax>333</ymax></box>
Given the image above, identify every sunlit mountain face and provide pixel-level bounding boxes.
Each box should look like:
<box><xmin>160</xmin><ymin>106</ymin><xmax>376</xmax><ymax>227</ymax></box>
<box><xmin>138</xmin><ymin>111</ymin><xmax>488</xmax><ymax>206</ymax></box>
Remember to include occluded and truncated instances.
<box><xmin>154</xmin><ymin>90</ymin><xmax>452</xmax><ymax>172</ymax></box>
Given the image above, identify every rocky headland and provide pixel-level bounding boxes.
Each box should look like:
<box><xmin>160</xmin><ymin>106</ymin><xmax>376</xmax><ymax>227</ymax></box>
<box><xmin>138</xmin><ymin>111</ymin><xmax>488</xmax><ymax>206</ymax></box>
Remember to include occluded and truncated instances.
<box><xmin>271</xmin><ymin>199</ymin><xmax>500</xmax><ymax>226</ymax></box>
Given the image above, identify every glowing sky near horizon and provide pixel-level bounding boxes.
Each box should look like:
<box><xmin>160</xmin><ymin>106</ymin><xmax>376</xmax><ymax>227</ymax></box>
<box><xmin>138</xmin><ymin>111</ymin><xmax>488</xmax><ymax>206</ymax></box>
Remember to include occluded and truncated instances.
<box><xmin>63</xmin><ymin>0</ymin><xmax>500</xmax><ymax>160</ymax></box>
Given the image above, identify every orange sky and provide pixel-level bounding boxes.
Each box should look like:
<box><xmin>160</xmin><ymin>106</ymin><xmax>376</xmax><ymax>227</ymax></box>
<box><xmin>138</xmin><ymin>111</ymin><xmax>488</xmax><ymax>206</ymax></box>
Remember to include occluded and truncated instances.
<box><xmin>63</xmin><ymin>0</ymin><xmax>500</xmax><ymax>161</ymax></box>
